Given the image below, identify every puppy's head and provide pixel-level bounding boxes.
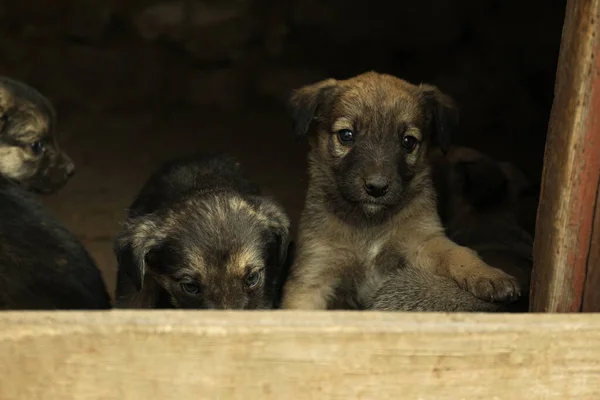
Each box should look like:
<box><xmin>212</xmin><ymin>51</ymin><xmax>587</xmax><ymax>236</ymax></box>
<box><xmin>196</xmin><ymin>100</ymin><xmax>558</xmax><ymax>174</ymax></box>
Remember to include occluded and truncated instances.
<box><xmin>287</xmin><ymin>72</ymin><xmax>458</xmax><ymax>220</ymax></box>
<box><xmin>0</xmin><ymin>77</ymin><xmax>75</xmax><ymax>194</ymax></box>
<box><xmin>430</xmin><ymin>146</ymin><xmax>536</xmax><ymax>227</ymax></box>
<box><xmin>114</xmin><ymin>193</ymin><xmax>291</xmax><ymax>309</ymax></box>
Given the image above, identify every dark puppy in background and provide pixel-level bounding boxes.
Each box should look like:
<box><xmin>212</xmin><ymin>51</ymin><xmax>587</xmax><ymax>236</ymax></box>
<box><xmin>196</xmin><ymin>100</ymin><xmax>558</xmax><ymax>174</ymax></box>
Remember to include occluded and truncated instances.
<box><xmin>497</xmin><ymin>159</ymin><xmax>540</xmax><ymax>238</ymax></box>
<box><xmin>281</xmin><ymin>72</ymin><xmax>522</xmax><ymax>311</ymax></box>
<box><xmin>367</xmin><ymin>146</ymin><xmax>534</xmax><ymax>312</ymax></box>
<box><xmin>431</xmin><ymin>146</ymin><xmax>534</xmax><ymax>310</ymax></box>
<box><xmin>114</xmin><ymin>152</ymin><xmax>292</xmax><ymax>309</ymax></box>
<box><xmin>0</xmin><ymin>76</ymin><xmax>75</xmax><ymax>194</ymax></box>
<box><xmin>0</xmin><ymin>181</ymin><xmax>111</xmax><ymax>309</ymax></box>
<box><xmin>0</xmin><ymin>76</ymin><xmax>110</xmax><ymax>310</ymax></box>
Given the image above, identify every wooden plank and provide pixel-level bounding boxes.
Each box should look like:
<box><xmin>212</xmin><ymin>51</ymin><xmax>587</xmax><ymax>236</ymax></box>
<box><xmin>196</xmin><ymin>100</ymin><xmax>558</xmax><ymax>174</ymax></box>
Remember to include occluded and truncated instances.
<box><xmin>0</xmin><ymin>311</ymin><xmax>599</xmax><ymax>399</ymax></box>
<box><xmin>582</xmin><ymin>183</ymin><xmax>600</xmax><ymax>311</ymax></box>
<box><xmin>530</xmin><ymin>0</ymin><xmax>600</xmax><ymax>312</ymax></box>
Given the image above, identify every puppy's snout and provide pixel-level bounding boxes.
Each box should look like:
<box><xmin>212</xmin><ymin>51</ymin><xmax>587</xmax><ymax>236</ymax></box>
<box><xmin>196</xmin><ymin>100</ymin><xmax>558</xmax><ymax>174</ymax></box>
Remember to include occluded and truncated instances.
<box><xmin>364</xmin><ymin>175</ymin><xmax>390</xmax><ymax>198</ymax></box>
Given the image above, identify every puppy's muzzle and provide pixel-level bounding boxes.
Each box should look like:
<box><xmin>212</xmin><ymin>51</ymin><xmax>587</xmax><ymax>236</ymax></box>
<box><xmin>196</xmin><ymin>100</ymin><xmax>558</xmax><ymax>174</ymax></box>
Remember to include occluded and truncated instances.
<box><xmin>364</xmin><ymin>175</ymin><xmax>390</xmax><ymax>198</ymax></box>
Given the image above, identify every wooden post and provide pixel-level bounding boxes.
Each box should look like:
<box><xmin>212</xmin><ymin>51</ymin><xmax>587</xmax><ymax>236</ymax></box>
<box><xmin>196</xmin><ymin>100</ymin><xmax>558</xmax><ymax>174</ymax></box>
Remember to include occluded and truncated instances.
<box><xmin>530</xmin><ymin>0</ymin><xmax>600</xmax><ymax>312</ymax></box>
<box><xmin>582</xmin><ymin>191</ymin><xmax>600</xmax><ymax>310</ymax></box>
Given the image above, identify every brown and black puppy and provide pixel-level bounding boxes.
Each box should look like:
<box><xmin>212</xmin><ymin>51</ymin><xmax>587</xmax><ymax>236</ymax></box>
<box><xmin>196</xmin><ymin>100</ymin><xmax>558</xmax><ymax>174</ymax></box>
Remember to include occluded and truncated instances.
<box><xmin>281</xmin><ymin>71</ymin><xmax>521</xmax><ymax>310</ymax></box>
<box><xmin>366</xmin><ymin>147</ymin><xmax>534</xmax><ymax>312</ymax></box>
<box><xmin>114</xmin><ymin>152</ymin><xmax>292</xmax><ymax>309</ymax></box>
<box><xmin>0</xmin><ymin>77</ymin><xmax>110</xmax><ymax>309</ymax></box>
<box><xmin>0</xmin><ymin>76</ymin><xmax>75</xmax><ymax>195</ymax></box>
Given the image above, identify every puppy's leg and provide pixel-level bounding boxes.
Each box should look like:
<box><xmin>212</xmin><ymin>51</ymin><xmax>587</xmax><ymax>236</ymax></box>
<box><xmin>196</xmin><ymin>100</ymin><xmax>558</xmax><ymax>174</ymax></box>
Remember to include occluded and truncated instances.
<box><xmin>419</xmin><ymin>235</ymin><xmax>521</xmax><ymax>303</ymax></box>
<box><xmin>281</xmin><ymin>256</ymin><xmax>340</xmax><ymax>310</ymax></box>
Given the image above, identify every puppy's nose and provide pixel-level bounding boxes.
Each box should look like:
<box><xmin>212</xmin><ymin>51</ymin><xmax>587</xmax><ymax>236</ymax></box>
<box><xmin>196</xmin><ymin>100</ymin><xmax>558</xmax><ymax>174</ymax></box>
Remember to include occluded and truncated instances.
<box><xmin>364</xmin><ymin>176</ymin><xmax>390</xmax><ymax>198</ymax></box>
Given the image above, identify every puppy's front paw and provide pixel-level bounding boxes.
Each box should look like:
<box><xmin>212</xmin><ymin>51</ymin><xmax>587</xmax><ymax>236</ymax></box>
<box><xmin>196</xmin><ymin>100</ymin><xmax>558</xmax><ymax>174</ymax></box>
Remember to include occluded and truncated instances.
<box><xmin>454</xmin><ymin>266</ymin><xmax>521</xmax><ymax>303</ymax></box>
<box><xmin>443</xmin><ymin>247</ymin><xmax>522</xmax><ymax>303</ymax></box>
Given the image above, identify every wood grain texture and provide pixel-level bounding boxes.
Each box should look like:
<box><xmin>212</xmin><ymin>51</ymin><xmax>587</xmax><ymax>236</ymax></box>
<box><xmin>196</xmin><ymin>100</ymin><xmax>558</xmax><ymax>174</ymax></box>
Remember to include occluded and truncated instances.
<box><xmin>582</xmin><ymin>183</ymin><xmax>600</xmax><ymax>311</ymax></box>
<box><xmin>530</xmin><ymin>0</ymin><xmax>600</xmax><ymax>312</ymax></box>
<box><xmin>0</xmin><ymin>311</ymin><xmax>599</xmax><ymax>399</ymax></box>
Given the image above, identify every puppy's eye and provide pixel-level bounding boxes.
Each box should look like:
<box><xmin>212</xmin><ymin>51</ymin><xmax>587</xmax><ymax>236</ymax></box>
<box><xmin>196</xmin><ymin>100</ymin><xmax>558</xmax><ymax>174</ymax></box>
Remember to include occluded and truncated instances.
<box><xmin>30</xmin><ymin>141</ymin><xmax>45</xmax><ymax>155</ymax></box>
<box><xmin>337</xmin><ymin>129</ymin><xmax>355</xmax><ymax>144</ymax></box>
<box><xmin>245</xmin><ymin>270</ymin><xmax>262</xmax><ymax>289</ymax></box>
<box><xmin>181</xmin><ymin>282</ymin><xmax>200</xmax><ymax>294</ymax></box>
<box><xmin>401</xmin><ymin>135</ymin><xmax>419</xmax><ymax>153</ymax></box>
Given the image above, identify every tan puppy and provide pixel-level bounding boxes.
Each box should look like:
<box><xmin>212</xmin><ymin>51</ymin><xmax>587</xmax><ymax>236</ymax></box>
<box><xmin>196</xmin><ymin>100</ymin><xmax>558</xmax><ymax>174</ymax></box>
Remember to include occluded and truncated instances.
<box><xmin>280</xmin><ymin>72</ymin><xmax>521</xmax><ymax>310</ymax></box>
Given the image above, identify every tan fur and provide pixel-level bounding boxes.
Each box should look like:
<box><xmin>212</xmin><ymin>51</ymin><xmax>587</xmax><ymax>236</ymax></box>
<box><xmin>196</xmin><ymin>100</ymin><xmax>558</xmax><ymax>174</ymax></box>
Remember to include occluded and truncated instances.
<box><xmin>0</xmin><ymin>104</ymin><xmax>49</xmax><ymax>181</ymax></box>
<box><xmin>0</xmin><ymin>147</ymin><xmax>34</xmax><ymax>180</ymax></box>
<box><xmin>281</xmin><ymin>72</ymin><xmax>520</xmax><ymax>310</ymax></box>
<box><xmin>17</xmin><ymin>102</ymin><xmax>50</xmax><ymax>136</ymax></box>
<box><xmin>0</xmin><ymin>87</ymin><xmax>15</xmax><ymax>112</ymax></box>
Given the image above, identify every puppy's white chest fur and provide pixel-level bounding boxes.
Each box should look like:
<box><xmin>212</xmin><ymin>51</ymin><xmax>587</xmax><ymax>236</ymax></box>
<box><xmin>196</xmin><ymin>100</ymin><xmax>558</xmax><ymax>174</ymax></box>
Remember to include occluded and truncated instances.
<box><xmin>355</xmin><ymin>236</ymin><xmax>390</xmax><ymax>304</ymax></box>
<box><xmin>366</xmin><ymin>239</ymin><xmax>384</xmax><ymax>261</ymax></box>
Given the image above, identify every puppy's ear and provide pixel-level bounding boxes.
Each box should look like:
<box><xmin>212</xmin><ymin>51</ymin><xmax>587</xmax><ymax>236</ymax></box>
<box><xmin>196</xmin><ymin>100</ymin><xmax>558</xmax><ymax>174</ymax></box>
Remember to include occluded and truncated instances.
<box><xmin>455</xmin><ymin>159</ymin><xmax>509</xmax><ymax>210</ymax></box>
<box><xmin>287</xmin><ymin>78</ymin><xmax>338</xmax><ymax>138</ymax></box>
<box><xmin>420</xmin><ymin>84</ymin><xmax>459</xmax><ymax>154</ymax></box>
<box><xmin>113</xmin><ymin>215</ymin><xmax>165</xmax><ymax>292</ymax></box>
<box><xmin>250</xmin><ymin>196</ymin><xmax>291</xmax><ymax>267</ymax></box>
<box><xmin>0</xmin><ymin>91</ymin><xmax>10</xmax><ymax>134</ymax></box>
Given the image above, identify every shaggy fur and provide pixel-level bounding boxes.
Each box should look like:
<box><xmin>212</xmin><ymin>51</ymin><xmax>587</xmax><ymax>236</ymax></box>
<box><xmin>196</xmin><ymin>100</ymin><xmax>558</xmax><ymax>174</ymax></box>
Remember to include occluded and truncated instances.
<box><xmin>281</xmin><ymin>71</ymin><xmax>522</xmax><ymax>310</ymax></box>
<box><xmin>114</xmin><ymin>152</ymin><xmax>292</xmax><ymax>309</ymax></box>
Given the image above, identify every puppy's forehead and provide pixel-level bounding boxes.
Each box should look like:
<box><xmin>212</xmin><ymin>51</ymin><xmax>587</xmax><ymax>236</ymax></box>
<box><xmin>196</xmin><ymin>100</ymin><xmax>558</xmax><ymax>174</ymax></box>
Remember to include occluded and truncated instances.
<box><xmin>172</xmin><ymin>195</ymin><xmax>266</xmax><ymax>236</ymax></box>
<box><xmin>13</xmin><ymin>106</ymin><xmax>51</xmax><ymax>137</ymax></box>
<box><xmin>170</xmin><ymin>194</ymin><xmax>269</xmax><ymax>274</ymax></box>
<box><xmin>209</xmin><ymin>245</ymin><xmax>265</xmax><ymax>275</ymax></box>
<box><xmin>0</xmin><ymin>78</ymin><xmax>56</xmax><ymax>125</ymax></box>
<box><xmin>181</xmin><ymin>237</ymin><xmax>265</xmax><ymax>283</ymax></box>
<box><xmin>334</xmin><ymin>73</ymin><xmax>424</xmax><ymax>123</ymax></box>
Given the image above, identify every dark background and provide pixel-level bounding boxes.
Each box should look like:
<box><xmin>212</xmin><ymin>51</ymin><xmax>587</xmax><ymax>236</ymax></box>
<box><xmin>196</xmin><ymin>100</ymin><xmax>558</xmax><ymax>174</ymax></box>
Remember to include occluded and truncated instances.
<box><xmin>0</xmin><ymin>0</ymin><xmax>566</xmax><ymax>296</ymax></box>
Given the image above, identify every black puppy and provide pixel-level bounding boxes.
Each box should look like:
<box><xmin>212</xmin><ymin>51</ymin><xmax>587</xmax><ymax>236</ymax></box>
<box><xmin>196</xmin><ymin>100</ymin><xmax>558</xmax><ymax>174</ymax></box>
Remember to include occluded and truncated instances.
<box><xmin>0</xmin><ymin>179</ymin><xmax>111</xmax><ymax>309</ymax></box>
<box><xmin>114</xmin><ymin>152</ymin><xmax>292</xmax><ymax>309</ymax></box>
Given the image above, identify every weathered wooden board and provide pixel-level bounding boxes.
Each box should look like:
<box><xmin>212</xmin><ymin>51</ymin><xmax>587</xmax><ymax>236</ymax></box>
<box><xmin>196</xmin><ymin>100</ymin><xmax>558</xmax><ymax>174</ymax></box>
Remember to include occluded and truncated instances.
<box><xmin>530</xmin><ymin>0</ymin><xmax>600</xmax><ymax>312</ymax></box>
<box><xmin>0</xmin><ymin>311</ymin><xmax>599</xmax><ymax>400</ymax></box>
<box><xmin>582</xmin><ymin>186</ymin><xmax>600</xmax><ymax>311</ymax></box>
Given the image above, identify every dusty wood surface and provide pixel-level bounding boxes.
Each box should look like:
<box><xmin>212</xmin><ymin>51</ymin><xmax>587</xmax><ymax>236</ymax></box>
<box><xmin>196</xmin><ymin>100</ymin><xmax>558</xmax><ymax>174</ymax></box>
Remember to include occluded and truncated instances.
<box><xmin>0</xmin><ymin>311</ymin><xmax>599</xmax><ymax>399</ymax></box>
<box><xmin>530</xmin><ymin>0</ymin><xmax>600</xmax><ymax>312</ymax></box>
